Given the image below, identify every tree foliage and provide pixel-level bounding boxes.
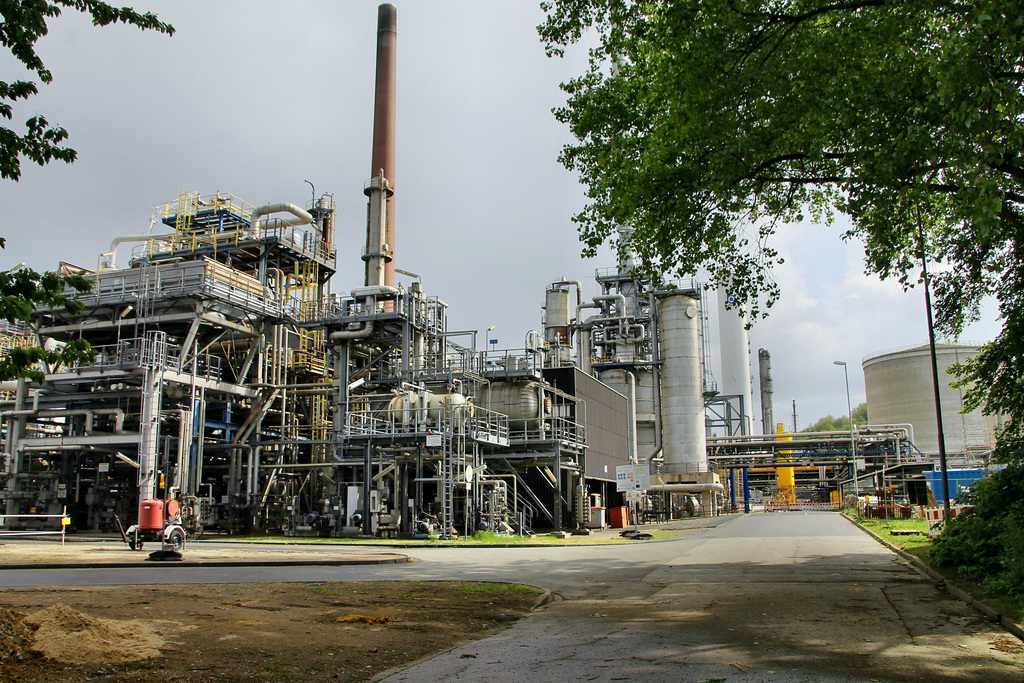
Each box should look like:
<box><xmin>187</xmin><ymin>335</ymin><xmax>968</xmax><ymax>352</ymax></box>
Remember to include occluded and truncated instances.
<box><xmin>802</xmin><ymin>403</ymin><xmax>868</xmax><ymax>433</ymax></box>
<box><xmin>1</xmin><ymin>0</ymin><xmax>174</xmax><ymax>180</ymax></box>
<box><xmin>540</xmin><ymin>0</ymin><xmax>1024</xmax><ymax>456</ymax></box>
<box><xmin>0</xmin><ymin>1</ymin><xmax>170</xmax><ymax>379</ymax></box>
<box><xmin>0</xmin><ymin>241</ymin><xmax>93</xmax><ymax>382</ymax></box>
<box><xmin>929</xmin><ymin>462</ymin><xmax>1024</xmax><ymax>610</ymax></box>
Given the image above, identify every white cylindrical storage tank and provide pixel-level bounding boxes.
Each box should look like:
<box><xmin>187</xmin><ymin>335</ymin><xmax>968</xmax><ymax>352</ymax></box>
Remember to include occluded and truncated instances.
<box><xmin>544</xmin><ymin>287</ymin><xmax>571</xmax><ymax>347</ymax></box>
<box><xmin>657</xmin><ymin>293</ymin><xmax>707</xmax><ymax>475</ymax></box>
<box><xmin>477</xmin><ymin>382</ymin><xmax>550</xmax><ymax>428</ymax></box>
<box><xmin>863</xmin><ymin>344</ymin><xmax>1003</xmax><ymax>459</ymax></box>
<box><xmin>717</xmin><ymin>287</ymin><xmax>754</xmax><ymax>435</ymax></box>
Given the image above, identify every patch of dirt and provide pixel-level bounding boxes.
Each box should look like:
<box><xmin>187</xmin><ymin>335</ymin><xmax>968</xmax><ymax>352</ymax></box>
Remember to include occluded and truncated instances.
<box><xmin>25</xmin><ymin>605</ymin><xmax>164</xmax><ymax>664</ymax></box>
<box><xmin>0</xmin><ymin>609</ymin><xmax>33</xmax><ymax>664</ymax></box>
<box><xmin>0</xmin><ymin>581</ymin><xmax>542</xmax><ymax>682</ymax></box>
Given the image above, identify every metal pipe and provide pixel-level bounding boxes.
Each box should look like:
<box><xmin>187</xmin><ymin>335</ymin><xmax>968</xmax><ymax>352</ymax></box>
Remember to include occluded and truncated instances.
<box><xmin>626</xmin><ymin>370</ymin><xmax>637</xmax><ymax>464</ymax></box>
<box><xmin>372</xmin><ymin>464</ymin><xmax>397</xmax><ymax>482</ymax></box>
<box><xmin>646</xmin><ymin>294</ymin><xmax>664</xmax><ymax>464</ymax></box>
<box><xmin>249</xmin><ymin>203</ymin><xmax>313</xmax><ymax>234</ymax></box>
<box><xmin>593</xmin><ymin>293</ymin><xmax>626</xmax><ymax>314</ymax></box>
<box><xmin>1</xmin><ymin>408</ymin><xmax>126</xmax><ymax>434</ymax></box>
<box><xmin>647</xmin><ymin>483</ymin><xmax>726</xmax><ymax>493</ymax></box>
<box><xmin>551</xmin><ymin>279</ymin><xmax>583</xmax><ymax>311</ymax></box>
<box><xmin>107</xmin><ymin>233</ymin><xmax>176</xmax><ymax>268</ymax></box>
<box><xmin>707</xmin><ymin>427</ymin><xmax>909</xmax><ymax>443</ymax></box>
<box><xmin>330</xmin><ymin>322</ymin><xmax>376</xmax><ymax>341</ymax></box>
<box><xmin>646</xmin><ymin>365</ymin><xmax>663</xmax><ymax>463</ymax></box>
<box><xmin>574</xmin><ymin>301</ymin><xmax>599</xmax><ymax>373</ymax></box>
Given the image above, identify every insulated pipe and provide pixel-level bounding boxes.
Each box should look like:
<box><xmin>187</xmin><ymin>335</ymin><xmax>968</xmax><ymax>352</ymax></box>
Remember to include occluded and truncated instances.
<box><xmin>370</xmin><ymin>3</ymin><xmax>397</xmax><ymax>288</ymax></box>
<box><xmin>861</xmin><ymin>423</ymin><xmax>915</xmax><ymax>444</ymax></box>
<box><xmin>574</xmin><ymin>301</ymin><xmax>600</xmax><ymax>374</ymax></box>
<box><xmin>551</xmin><ymin>280</ymin><xmax>584</xmax><ymax>311</ymax></box>
<box><xmin>1</xmin><ymin>408</ymin><xmax>125</xmax><ymax>434</ymax></box>
<box><xmin>249</xmin><ymin>203</ymin><xmax>313</xmax><ymax>233</ymax></box>
<box><xmin>646</xmin><ymin>366</ymin><xmax>664</xmax><ymax>463</ymax></box>
<box><xmin>592</xmin><ymin>294</ymin><xmax>626</xmax><ymax>317</ymax></box>
<box><xmin>626</xmin><ymin>370</ymin><xmax>638</xmax><ymax>464</ymax></box>
<box><xmin>575</xmin><ymin>301</ymin><xmax>600</xmax><ymax>323</ymax></box>
<box><xmin>648</xmin><ymin>483</ymin><xmax>726</xmax><ymax>493</ymax></box>
<box><xmin>329</xmin><ymin>322</ymin><xmax>376</xmax><ymax>341</ymax></box>
<box><xmin>706</xmin><ymin>427</ymin><xmax>911</xmax><ymax>444</ymax></box>
<box><xmin>107</xmin><ymin>233</ymin><xmax>176</xmax><ymax>268</ymax></box>
<box><xmin>247</xmin><ymin>445</ymin><xmax>262</xmax><ymax>508</ymax></box>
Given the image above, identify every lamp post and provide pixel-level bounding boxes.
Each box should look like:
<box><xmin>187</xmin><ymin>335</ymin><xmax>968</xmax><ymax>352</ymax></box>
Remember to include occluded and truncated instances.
<box><xmin>834</xmin><ymin>360</ymin><xmax>859</xmax><ymax>505</ymax></box>
<box><xmin>915</xmin><ymin>210</ymin><xmax>952</xmax><ymax>519</ymax></box>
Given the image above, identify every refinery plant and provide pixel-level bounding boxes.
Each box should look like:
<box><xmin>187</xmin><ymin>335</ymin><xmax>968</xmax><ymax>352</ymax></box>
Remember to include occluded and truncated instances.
<box><xmin>1</xmin><ymin>5</ymin><xmax>978</xmax><ymax>545</ymax></box>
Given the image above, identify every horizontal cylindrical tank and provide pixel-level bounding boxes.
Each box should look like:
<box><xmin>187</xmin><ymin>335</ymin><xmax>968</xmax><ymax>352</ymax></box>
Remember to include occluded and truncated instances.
<box><xmin>387</xmin><ymin>390</ymin><xmax>428</xmax><ymax>425</ymax></box>
<box><xmin>477</xmin><ymin>382</ymin><xmax>551</xmax><ymax>428</ymax></box>
<box><xmin>658</xmin><ymin>293</ymin><xmax>707</xmax><ymax>476</ymax></box>
<box><xmin>863</xmin><ymin>344</ymin><xmax>1003</xmax><ymax>457</ymax></box>
<box><xmin>426</xmin><ymin>392</ymin><xmax>473</xmax><ymax>424</ymax></box>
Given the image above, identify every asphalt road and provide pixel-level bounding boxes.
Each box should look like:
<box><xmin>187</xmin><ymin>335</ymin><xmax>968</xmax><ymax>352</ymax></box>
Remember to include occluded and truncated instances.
<box><xmin>2</xmin><ymin>512</ymin><xmax>1022</xmax><ymax>682</ymax></box>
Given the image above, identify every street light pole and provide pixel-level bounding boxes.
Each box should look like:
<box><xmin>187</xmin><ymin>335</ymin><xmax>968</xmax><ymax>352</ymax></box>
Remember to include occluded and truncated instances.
<box><xmin>834</xmin><ymin>360</ymin><xmax>859</xmax><ymax>506</ymax></box>
<box><xmin>915</xmin><ymin>210</ymin><xmax>952</xmax><ymax>520</ymax></box>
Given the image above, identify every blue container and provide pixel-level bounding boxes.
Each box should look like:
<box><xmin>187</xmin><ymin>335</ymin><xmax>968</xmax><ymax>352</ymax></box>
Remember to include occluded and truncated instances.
<box><xmin>923</xmin><ymin>468</ymin><xmax>984</xmax><ymax>503</ymax></box>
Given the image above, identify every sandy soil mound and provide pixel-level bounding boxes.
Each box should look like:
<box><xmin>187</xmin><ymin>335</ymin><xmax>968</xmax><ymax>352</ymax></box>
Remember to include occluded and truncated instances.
<box><xmin>0</xmin><ymin>608</ymin><xmax>34</xmax><ymax>662</ymax></box>
<box><xmin>24</xmin><ymin>604</ymin><xmax>165</xmax><ymax>664</ymax></box>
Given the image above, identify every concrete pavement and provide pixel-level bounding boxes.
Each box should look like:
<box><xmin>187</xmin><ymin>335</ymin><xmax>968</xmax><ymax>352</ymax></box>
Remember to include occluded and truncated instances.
<box><xmin>376</xmin><ymin>512</ymin><xmax>1024</xmax><ymax>682</ymax></box>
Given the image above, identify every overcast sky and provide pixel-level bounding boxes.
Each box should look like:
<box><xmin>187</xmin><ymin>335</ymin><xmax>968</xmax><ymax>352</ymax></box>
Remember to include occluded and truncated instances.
<box><xmin>0</xmin><ymin>1</ymin><xmax>1000</xmax><ymax>430</ymax></box>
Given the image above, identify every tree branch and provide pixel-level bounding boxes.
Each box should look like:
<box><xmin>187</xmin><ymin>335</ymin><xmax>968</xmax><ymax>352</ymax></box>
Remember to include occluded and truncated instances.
<box><xmin>727</xmin><ymin>0</ymin><xmax>887</xmax><ymax>26</ymax></box>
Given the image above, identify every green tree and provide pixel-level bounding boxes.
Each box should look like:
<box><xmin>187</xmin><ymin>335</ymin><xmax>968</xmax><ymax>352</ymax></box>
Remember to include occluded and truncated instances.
<box><xmin>802</xmin><ymin>403</ymin><xmax>868</xmax><ymax>433</ymax></box>
<box><xmin>0</xmin><ymin>1</ymin><xmax>173</xmax><ymax>379</ymax></box>
<box><xmin>0</xmin><ymin>254</ymin><xmax>93</xmax><ymax>382</ymax></box>
<box><xmin>539</xmin><ymin>0</ymin><xmax>1024</xmax><ymax>458</ymax></box>
<box><xmin>1</xmin><ymin>0</ymin><xmax>175</xmax><ymax>180</ymax></box>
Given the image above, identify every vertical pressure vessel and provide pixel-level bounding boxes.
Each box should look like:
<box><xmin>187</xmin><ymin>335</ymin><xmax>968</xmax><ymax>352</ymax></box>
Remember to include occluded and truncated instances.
<box><xmin>658</xmin><ymin>293</ymin><xmax>707</xmax><ymax>475</ymax></box>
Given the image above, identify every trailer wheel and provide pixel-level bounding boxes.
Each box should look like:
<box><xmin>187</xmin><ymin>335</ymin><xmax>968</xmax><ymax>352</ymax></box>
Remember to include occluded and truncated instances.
<box><xmin>167</xmin><ymin>528</ymin><xmax>185</xmax><ymax>552</ymax></box>
<box><xmin>128</xmin><ymin>537</ymin><xmax>143</xmax><ymax>551</ymax></box>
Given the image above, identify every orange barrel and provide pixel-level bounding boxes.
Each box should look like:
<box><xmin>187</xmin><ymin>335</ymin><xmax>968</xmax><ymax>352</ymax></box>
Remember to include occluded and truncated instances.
<box><xmin>139</xmin><ymin>499</ymin><xmax>164</xmax><ymax>531</ymax></box>
<box><xmin>165</xmin><ymin>499</ymin><xmax>181</xmax><ymax>518</ymax></box>
<box><xmin>609</xmin><ymin>506</ymin><xmax>629</xmax><ymax>528</ymax></box>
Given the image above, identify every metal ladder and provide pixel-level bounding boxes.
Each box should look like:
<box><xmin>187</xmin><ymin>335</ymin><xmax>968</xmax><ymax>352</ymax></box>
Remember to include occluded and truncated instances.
<box><xmin>440</xmin><ymin>403</ymin><xmax>475</xmax><ymax>539</ymax></box>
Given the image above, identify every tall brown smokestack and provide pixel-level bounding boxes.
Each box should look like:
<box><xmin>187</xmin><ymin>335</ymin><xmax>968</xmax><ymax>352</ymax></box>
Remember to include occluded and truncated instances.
<box><xmin>364</xmin><ymin>3</ymin><xmax>397</xmax><ymax>288</ymax></box>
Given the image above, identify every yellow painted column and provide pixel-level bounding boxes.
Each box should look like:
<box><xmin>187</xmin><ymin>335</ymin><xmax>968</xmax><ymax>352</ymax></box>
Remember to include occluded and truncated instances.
<box><xmin>776</xmin><ymin>423</ymin><xmax>796</xmax><ymax>504</ymax></box>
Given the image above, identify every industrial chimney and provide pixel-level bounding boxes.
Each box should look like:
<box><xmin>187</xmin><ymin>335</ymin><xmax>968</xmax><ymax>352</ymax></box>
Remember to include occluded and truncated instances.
<box><xmin>363</xmin><ymin>3</ymin><xmax>397</xmax><ymax>288</ymax></box>
<box><xmin>758</xmin><ymin>348</ymin><xmax>774</xmax><ymax>435</ymax></box>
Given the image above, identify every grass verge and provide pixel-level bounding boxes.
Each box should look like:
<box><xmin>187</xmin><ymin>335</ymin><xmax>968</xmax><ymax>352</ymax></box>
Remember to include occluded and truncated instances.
<box><xmin>848</xmin><ymin>513</ymin><xmax>1023</xmax><ymax>624</ymax></box>
<box><xmin>853</xmin><ymin>516</ymin><xmax>932</xmax><ymax>560</ymax></box>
